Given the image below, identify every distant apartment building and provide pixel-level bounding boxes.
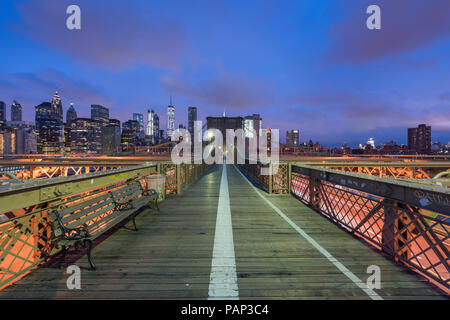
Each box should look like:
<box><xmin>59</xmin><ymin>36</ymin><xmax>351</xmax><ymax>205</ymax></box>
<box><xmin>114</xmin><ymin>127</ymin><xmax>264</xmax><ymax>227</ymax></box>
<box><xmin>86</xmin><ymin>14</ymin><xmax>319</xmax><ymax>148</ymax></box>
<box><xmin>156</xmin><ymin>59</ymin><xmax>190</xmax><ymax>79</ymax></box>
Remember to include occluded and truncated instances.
<box><xmin>11</xmin><ymin>100</ymin><xmax>22</xmax><ymax>122</ymax></box>
<box><xmin>153</xmin><ymin>114</ymin><xmax>160</xmax><ymax>144</ymax></box>
<box><xmin>188</xmin><ymin>106</ymin><xmax>197</xmax><ymax>138</ymax></box>
<box><xmin>103</xmin><ymin>119</ymin><xmax>121</xmax><ymax>154</ymax></box>
<box><xmin>71</xmin><ymin>118</ymin><xmax>102</xmax><ymax>154</ymax></box>
<box><xmin>286</xmin><ymin>130</ymin><xmax>299</xmax><ymax>147</ymax></box>
<box><xmin>159</xmin><ymin>129</ymin><xmax>165</xmax><ymax>141</ymax></box>
<box><xmin>66</xmin><ymin>103</ymin><xmax>77</xmax><ymax>127</ymax></box>
<box><xmin>34</xmin><ymin>92</ymin><xmax>64</xmax><ymax>154</ymax></box>
<box><xmin>133</xmin><ymin>113</ymin><xmax>144</xmax><ymax>135</ymax></box>
<box><xmin>146</xmin><ymin>110</ymin><xmax>160</xmax><ymax>144</ymax></box>
<box><xmin>121</xmin><ymin>119</ymin><xmax>141</xmax><ymax>150</ymax></box>
<box><xmin>0</xmin><ymin>130</ymin><xmax>15</xmax><ymax>154</ymax></box>
<box><xmin>5</xmin><ymin>122</ymin><xmax>37</xmax><ymax>154</ymax></box>
<box><xmin>408</xmin><ymin>124</ymin><xmax>431</xmax><ymax>154</ymax></box>
<box><xmin>35</xmin><ymin>101</ymin><xmax>63</xmax><ymax>154</ymax></box>
<box><xmin>91</xmin><ymin>104</ymin><xmax>109</xmax><ymax>124</ymax></box>
<box><xmin>51</xmin><ymin>91</ymin><xmax>63</xmax><ymax>123</ymax></box>
<box><xmin>91</xmin><ymin>104</ymin><xmax>110</xmax><ymax>153</ymax></box>
<box><xmin>12</xmin><ymin>126</ymin><xmax>37</xmax><ymax>154</ymax></box>
<box><xmin>167</xmin><ymin>105</ymin><xmax>175</xmax><ymax>140</ymax></box>
<box><xmin>146</xmin><ymin>110</ymin><xmax>154</xmax><ymax>136</ymax></box>
<box><xmin>24</xmin><ymin>128</ymin><xmax>37</xmax><ymax>154</ymax></box>
<box><xmin>0</xmin><ymin>101</ymin><xmax>6</xmax><ymax>129</ymax></box>
<box><xmin>64</xmin><ymin>103</ymin><xmax>77</xmax><ymax>153</ymax></box>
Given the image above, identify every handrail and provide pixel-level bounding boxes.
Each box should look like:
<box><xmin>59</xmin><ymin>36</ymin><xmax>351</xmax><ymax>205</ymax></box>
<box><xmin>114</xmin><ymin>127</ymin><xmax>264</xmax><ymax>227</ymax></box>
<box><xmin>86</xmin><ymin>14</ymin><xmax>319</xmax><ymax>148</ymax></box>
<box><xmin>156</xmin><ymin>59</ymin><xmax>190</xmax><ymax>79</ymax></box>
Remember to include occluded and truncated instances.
<box><xmin>237</xmin><ymin>161</ymin><xmax>450</xmax><ymax>292</ymax></box>
<box><xmin>292</xmin><ymin>165</ymin><xmax>449</xmax><ymax>214</ymax></box>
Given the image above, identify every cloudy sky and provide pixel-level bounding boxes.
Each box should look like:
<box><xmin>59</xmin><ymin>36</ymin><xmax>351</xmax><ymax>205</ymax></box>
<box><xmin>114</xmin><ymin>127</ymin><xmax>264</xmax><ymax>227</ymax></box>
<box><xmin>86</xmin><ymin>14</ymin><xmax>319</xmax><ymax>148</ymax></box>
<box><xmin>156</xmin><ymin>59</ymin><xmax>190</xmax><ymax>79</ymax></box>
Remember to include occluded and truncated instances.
<box><xmin>0</xmin><ymin>0</ymin><xmax>449</xmax><ymax>146</ymax></box>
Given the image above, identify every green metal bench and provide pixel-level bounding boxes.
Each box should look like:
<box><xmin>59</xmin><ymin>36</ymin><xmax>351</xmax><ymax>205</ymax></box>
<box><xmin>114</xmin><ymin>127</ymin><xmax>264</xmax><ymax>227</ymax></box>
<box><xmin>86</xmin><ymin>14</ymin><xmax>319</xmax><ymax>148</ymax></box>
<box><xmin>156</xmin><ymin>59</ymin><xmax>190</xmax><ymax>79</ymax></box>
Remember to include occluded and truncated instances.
<box><xmin>50</xmin><ymin>180</ymin><xmax>159</xmax><ymax>270</ymax></box>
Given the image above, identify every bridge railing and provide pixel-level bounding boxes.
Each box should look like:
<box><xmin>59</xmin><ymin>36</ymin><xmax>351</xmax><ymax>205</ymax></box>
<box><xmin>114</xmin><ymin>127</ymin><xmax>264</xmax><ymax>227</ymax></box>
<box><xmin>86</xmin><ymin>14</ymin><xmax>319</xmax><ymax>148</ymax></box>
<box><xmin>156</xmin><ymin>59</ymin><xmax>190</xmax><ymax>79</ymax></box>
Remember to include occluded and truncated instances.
<box><xmin>238</xmin><ymin>162</ymin><xmax>450</xmax><ymax>292</ymax></box>
<box><xmin>0</xmin><ymin>162</ymin><xmax>208</xmax><ymax>291</ymax></box>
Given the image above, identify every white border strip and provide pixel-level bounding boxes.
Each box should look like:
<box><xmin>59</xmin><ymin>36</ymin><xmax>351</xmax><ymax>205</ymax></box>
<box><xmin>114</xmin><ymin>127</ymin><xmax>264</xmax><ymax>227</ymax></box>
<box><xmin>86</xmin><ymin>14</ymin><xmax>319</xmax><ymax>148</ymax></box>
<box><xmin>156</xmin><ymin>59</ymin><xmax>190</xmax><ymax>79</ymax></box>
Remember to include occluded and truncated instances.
<box><xmin>234</xmin><ymin>165</ymin><xmax>383</xmax><ymax>300</ymax></box>
<box><xmin>208</xmin><ymin>165</ymin><xmax>239</xmax><ymax>300</ymax></box>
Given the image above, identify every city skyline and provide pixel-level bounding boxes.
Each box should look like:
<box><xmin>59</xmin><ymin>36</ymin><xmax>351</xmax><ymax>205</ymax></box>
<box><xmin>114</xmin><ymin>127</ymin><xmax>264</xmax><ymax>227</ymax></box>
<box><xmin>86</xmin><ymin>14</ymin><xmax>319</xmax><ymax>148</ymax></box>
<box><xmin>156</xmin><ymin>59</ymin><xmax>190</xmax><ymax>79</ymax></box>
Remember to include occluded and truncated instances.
<box><xmin>0</xmin><ymin>91</ymin><xmax>447</xmax><ymax>149</ymax></box>
<box><xmin>0</xmin><ymin>1</ymin><xmax>449</xmax><ymax>147</ymax></box>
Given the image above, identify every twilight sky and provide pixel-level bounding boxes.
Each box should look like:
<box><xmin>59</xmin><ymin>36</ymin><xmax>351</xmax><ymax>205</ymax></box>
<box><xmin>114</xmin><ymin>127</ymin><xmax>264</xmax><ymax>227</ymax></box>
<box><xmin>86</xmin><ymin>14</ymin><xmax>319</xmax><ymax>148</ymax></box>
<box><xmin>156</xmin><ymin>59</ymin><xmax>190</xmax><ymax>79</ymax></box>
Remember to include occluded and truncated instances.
<box><xmin>0</xmin><ymin>0</ymin><xmax>449</xmax><ymax>147</ymax></box>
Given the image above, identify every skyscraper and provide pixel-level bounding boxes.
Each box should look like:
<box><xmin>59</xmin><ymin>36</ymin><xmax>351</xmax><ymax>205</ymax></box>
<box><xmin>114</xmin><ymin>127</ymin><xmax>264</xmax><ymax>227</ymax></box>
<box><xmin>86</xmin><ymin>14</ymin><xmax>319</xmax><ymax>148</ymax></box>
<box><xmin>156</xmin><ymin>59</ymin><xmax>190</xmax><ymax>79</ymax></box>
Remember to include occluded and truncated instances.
<box><xmin>188</xmin><ymin>106</ymin><xmax>197</xmax><ymax>138</ymax></box>
<box><xmin>51</xmin><ymin>91</ymin><xmax>63</xmax><ymax>123</ymax></box>
<box><xmin>66</xmin><ymin>103</ymin><xmax>77</xmax><ymax>127</ymax></box>
<box><xmin>167</xmin><ymin>98</ymin><xmax>175</xmax><ymax>140</ymax></box>
<box><xmin>121</xmin><ymin>119</ymin><xmax>140</xmax><ymax>150</ymax></box>
<box><xmin>71</xmin><ymin>118</ymin><xmax>102</xmax><ymax>154</ymax></box>
<box><xmin>146</xmin><ymin>109</ymin><xmax>155</xmax><ymax>136</ymax></box>
<box><xmin>153</xmin><ymin>113</ymin><xmax>159</xmax><ymax>144</ymax></box>
<box><xmin>133</xmin><ymin>113</ymin><xmax>144</xmax><ymax>134</ymax></box>
<box><xmin>408</xmin><ymin>124</ymin><xmax>431</xmax><ymax>154</ymax></box>
<box><xmin>286</xmin><ymin>130</ymin><xmax>299</xmax><ymax>147</ymax></box>
<box><xmin>90</xmin><ymin>104</ymin><xmax>109</xmax><ymax>154</ymax></box>
<box><xmin>103</xmin><ymin>119</ymin><xmax>121</xmax><ymax>155</ymax></box>
<box><xmin>91</xmin><ymin>105</ymin><xmax>109</xmax><ymax>124</ymax></box>
<box><xmin>0</xmin><ymin>101</ymin><xmax>6</xmax><ymax>129</ymax></box>
<box><xmin>11</xmin><ymin>100</ymin><xmax>22</xmax><ymax>122</ymax></box>
<box><xmin>146</xmin><ymin>110</ymin><xmax>160</xmax><ymax>144</ymax></box>
<box><xmin>0</xmin><ymin>131</ymin><xmax>14</xmax><ymax>154</ymax></box>
<box><xmin>35</xmin><ymin>102</ymin><xmax>63</xmax><ymax>154</ymax></box>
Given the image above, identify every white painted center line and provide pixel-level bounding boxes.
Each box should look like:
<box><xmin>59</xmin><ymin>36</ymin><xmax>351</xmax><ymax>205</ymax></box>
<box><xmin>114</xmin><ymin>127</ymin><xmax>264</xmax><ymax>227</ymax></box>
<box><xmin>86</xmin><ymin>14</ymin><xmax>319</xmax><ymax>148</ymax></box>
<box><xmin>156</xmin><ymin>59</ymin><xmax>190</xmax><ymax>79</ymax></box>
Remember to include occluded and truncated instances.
<box><xmin>208</xmin><ymin>164</ymin><xmax>239</xmax><ymax>300</ymax></box>
<box><xmin>233</xmin><ymin>165</ymin><xmax>383</xmax><ymax>301</ymax></box>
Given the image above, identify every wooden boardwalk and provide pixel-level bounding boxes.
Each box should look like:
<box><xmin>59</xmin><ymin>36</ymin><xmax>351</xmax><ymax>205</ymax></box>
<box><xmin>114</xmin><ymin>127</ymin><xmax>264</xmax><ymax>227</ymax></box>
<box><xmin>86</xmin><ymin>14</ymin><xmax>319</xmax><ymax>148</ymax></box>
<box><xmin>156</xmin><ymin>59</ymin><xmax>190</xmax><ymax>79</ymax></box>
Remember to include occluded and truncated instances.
<box><xmin>0</xmin><ymin>165</ymin><xmax>446</xmax><ymax>299</ymax></box>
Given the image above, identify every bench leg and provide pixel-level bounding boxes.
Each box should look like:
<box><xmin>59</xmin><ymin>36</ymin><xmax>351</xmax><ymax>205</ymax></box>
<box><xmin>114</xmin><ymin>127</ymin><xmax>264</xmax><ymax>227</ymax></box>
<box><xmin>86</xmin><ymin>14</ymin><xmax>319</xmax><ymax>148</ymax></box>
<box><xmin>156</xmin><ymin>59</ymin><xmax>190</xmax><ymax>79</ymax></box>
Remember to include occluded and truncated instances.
<box><xmin>86</xmin><ymin>240</ymin><xmax>96</xmax><ymax>270</ymax></box>
<box><xmin>123</xmin><ymin>215</ymin><xmax>138</xmax><ymax>232</ymax></box>
<box><xmin>154</xmin><ymin>197</ymin><xmax>160</xmax><ymax>211</ymax></box>
<box><xmin>58</xmin><ymin>245</ymin><xmax>66</xmax><ymax>268</ymax></box>
<box><xmin>132</xmin><ymin>215</ymin><xmax>138</xmax><ymax>231</ymax></box>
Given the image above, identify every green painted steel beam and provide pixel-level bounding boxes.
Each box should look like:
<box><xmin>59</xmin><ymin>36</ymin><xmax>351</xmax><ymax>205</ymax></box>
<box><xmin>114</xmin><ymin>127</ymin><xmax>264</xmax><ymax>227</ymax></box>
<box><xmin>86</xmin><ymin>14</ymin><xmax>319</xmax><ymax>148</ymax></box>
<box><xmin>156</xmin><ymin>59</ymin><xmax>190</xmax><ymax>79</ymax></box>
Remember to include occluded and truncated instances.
<box><xmin>292</xmin><ymin>164</ymin><xmax>450</xmax><ymax>214</ymax></box>
<box><xmin>0</xmin><ymin>164</ymin><xmax>158</xmax><ymax>214</ymax></box>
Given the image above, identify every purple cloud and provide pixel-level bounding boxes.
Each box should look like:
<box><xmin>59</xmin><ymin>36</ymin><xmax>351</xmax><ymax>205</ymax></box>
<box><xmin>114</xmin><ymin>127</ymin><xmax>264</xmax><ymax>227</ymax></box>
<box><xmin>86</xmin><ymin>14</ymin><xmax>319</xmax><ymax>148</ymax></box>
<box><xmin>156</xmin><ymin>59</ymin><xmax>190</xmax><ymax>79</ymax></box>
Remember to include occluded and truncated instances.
<box><xmin>439</xmin><ymin>92</ymin><xmax>450</xmax><ymax>102</ymax></box>
<box><xmin>289</xmin><ymin>90</ymin><xmax>450</xmax><ymax>133</ymax></box>
<box><xmin>15</xmin><ymin>0</ymin><xmax>188</xmax><ymax>70</ymax></box>
<box><xmin>160</xmin><ymin>73</ymin><xmax>275</xmax><ymax>110</ymax></box>
<box><xmin>328</xmin><ymin>0</ymin><xmax>450</xmax><ymax>63</ymax></box>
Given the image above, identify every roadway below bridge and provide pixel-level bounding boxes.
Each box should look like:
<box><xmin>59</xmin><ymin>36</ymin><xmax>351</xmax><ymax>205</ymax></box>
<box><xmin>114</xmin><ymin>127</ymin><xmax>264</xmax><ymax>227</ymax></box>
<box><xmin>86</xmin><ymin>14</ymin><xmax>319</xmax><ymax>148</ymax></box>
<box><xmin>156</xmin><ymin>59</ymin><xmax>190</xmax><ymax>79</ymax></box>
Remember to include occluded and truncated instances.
<box><xmin>0</xmin><ymin>165</ymin><xmax>446</xmax><ymax>299</ymax></box>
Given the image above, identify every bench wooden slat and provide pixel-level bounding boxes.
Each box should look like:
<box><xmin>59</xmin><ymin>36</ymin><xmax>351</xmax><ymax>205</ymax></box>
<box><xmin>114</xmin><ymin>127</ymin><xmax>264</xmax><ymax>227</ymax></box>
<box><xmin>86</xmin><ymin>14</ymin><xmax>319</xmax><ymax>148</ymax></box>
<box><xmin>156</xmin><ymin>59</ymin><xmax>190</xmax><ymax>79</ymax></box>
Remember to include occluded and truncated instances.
<box><xmin>65</xmin><ymin>202</ymin><xmax>116</xmax><ymax>230</ymax></box>
<box><xmin>110</xmin><ymin>184</ymin><xmax>143</xmax><ymax>203</ymax></box>
<box><xmin>59</xmin><ymin>194</ymin><xmax>113</xmax><ymax>224</ymax></box>
<box><xmin>110</xmin><ymin>183</ymin><xmax>140</xmax><ymax>199</ymax></box>
<box><xmin>59</xmin><ymin>191</ymin><xmax>110</xmax><ymax>214</ymax></box>
<box><xmin>87</xmin><ymin>196</ymin><xmax>150</xmax><ymax>239</ymax></box>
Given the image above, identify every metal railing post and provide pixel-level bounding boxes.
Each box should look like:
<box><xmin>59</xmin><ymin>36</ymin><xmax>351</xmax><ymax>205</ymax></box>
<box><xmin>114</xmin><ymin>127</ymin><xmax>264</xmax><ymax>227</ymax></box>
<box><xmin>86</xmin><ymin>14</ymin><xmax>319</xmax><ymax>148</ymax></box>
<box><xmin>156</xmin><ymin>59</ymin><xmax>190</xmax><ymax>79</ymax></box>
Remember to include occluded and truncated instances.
<box><xmin>381</xmin><ymin>199</ymin><xmax>397</xmax><ymax>256</ymax></box>
<box><xmin>176</xmin><ymin>164</ymin><xmax>181</xmax><ymax>194</ymax></box>
<box><xmin>309</xmin><ymin>177</ymin><xmax>321</xmax><ymax>209</ymax></box>
<box><xmin>288</xmin><ymin>162</ymin><xmax>292</xmax><ymax>194</ymax></box>
<box><xmin>186</xmin><ymin>164</ymin><xmax>189</xmax><ymax>186</ymax></box>
<box><xmin>157</xmin><ymin>162</ymin><xmax>166</xmax><ymax>201</ymax></box>
<box><xmin>268</xmin><ymin>162</ymin><xmax>273</xmax><ymax>194</ymax></box>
